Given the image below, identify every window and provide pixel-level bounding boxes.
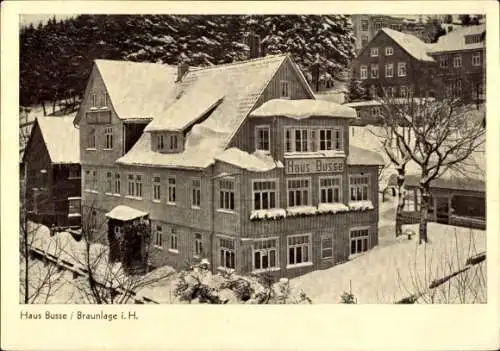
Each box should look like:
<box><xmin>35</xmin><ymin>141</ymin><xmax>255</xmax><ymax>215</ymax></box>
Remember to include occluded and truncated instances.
<box><xmin>472</xmin><ymin>52</ymin><xmax>481</xmax><ymax>66</ymax></box>
<box><xmin>104</xmin><ymin>127</ymin><xmax>113</xmax><ymax>149</ymax></box>
<box><xmin>157</xmin><ymin>134</ymin><xmax>165</xmax><ymax>150</ymax></box>
<box><xmin>170</xmin><ymin>228</ymin><xmax>178</xmax><ymax>251</ymax></box>
<box><xmin>287</xmin><ymin>178</ymin><xmax>310</xmax><ymax>207</ymax></box>
<box><xmin>90</xmin><ymin>92</ymin><xmax>97</xmax><ymax>108</ymax></box>
<box><xmin>465</xmin><ymin>34</ymin><xmax>482</xmax><ymax>44</ymax></box>
<box><xmin>114</xmin><ymin>173</ymin><xmax>121</xmax><ymax>195</ymax></box>
<box><xmin>68</xmin><ymin>166</ymin><xmax>80</xmax><ymax>179</ymax></box>
<box><xmin>167</xmin><ymin>177</ymin><xmax>176</xmax><ymax>204</ymax></box>
<box><xmin>294</xmin><ymin>129</ymin><xmax>309</xmax><ymax>152</ymax></box>
<box><xmin>219</xmin><ymin>238</ymin><xmax>235</xmax><ymax>269</ymax></box>
<box><xmin>383</xmin><ymin>86</ymin><xmax>396</xmax><ymax>97</ymax></box>
<box><xmin>400</xmin><ymin>85</ymin><xmax>408</xmax><ymax>98</ymax></box>
<box><xmin>170</xmin><ymin>135</ymin><xmax>178</xmax><ymax>150</ymax></box>
<box><xmin>105</xmin><ymin>171</ymin><xmax>112</xmax><ymax>194</ymax></box>
<box><xmin>253</xmin><ymin>238</ymin><xmax>278</xmax><ymax>271</ymax></box>
<box><xmin>255</xmin><ymin>125</ymin><xmax>270</xmax><ymax>152</ymax></box>
<box><xmin>321</xmin><ymin>237</ymin><xmax>333</xmax><ymax>259</ymax></box>
<box><xmin>370</xmin><ymin>47</ymin><xmax>379</xmax><ymax>57</ymax></box>
<box><xmin>319</xmin><ymin>177</ymin><xmax>341</xmax><ymax>203</ymax></box>
<box><xmin>219</xmin><ymin>179</ymin><xmax>235</xmax><ymax>211</ymax></box>
<box><xmin>397</xmin><ymin>62</ymin><xmax>407</xmax><ymax>77</ymax></box>
<box><xmin>287</xmin><ymin>234</ymin><xmax>312</xmax><ymax>267</ymax></box>
<box><xmin>68</xmin><ymin>197</ymin><xmax>81</xmax><ymax>216</ymax></box>
<box><xmin>371</xmin><ymin>106</ymin><xmax>382</xmax><ymax>117</ymax></box>
<box><xmin>361</xmin><ymin>20</ymin><xmax>369</xmax><ymax>31</ymax></box>
<box><xmin>285</xmin><ymin>129</ymin><xmax>292</xmax><ymax>153</ymax></box>
<box><xmin>452</xmin><ymin>79</ymin><xmax>462</xmax><ymax>97</ymax></box>
<box><xmin>349</xmin><ymin>174</ymin><xmax>370</xmax><ymax>201</ymax></box>
<box><xmin>87</xmin><ymin>128</ymin><xmax>96</xmax><ymax>149</ymax></box>
<box><xmin>319</xmin><ymin>128</ymin><xmax>342</xmax><ymax>151</ymax></box>
<box><xmin>154</xmin><ymin>225</ymin><xmax>163</xmax><ymax>248</ymax></box>
<box><xmin>360</xmin><ymin>65</ymin><xmax>368</xmax><ymax>80</ymax></box>
<box><xmin>385</xmin><ymin>63</ymin><xmax>394</xmax><ymax>77</ymax></box>
<box><xmin>253</xmin><ymin>180</ymin><xmax>277</xmax><ymax>210</ymax></box>
<box><xmin>114</xmin><ymin>226</ymin><xmax>123</xmax><ymax>241</ymax></box>
<box><xmin>101</xmin><ymin>92</ymin><xmax>108</xmax><ymax>108</ymax></box>
<box><xmin>385</xmin><ymin>47</ymin><xmax>393</xmax><ymax>56</ymax></box>
<box><xmin>194</xmin><ymin>233</ymin><xmax>203</xmax><ymax>257</ymax></box>
<box><xmin>453</xmin><ymin>55</ymin><xmax>462</xmax><ymax>68</ymax></box>
<box><xmin>84</xmin><ymin>170</ymin><xmax>98</xmax><ymax>192</ymax></box>
<box><xmin>361</xmin><ymin>35</ymin><xmax>369</xmax><ymax>47</ymax></box>
<box><xmin>370</xmin><ymin>64</ymin><xmax>379</xmax><ymax>78</ymax></box>
<box><xmin>191</xmin><ymin>178</ymin><xmax>201</xmax><ymax>208</ymax></box>
<box><xmin>153</xmin><ymin>175</ymin><xmax>161</xmax><ymax>202</ymax></box>
<box><xmin>350</xmin><ymin>228</ymin><xmax>369</xmax><ymax>255</ymax></box>
<box><xmin>280</xmin><ymin>80</ymin><xmax>290</xmax><ymax>99</ymax></box>
<box><xmin>127</xmin><ymin>174</ymin><xmax>142</xmax><ymax>198</ymax></box>
<box><xmin>439</xmin><ymin>56</ymin><xmax>449</xmax><ymax>68</ymax></box>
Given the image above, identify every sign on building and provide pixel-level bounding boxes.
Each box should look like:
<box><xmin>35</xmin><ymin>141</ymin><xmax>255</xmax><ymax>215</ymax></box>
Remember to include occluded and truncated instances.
<box><xmin>285</xmin><ymin>158</ymin><xmax>344</xmax><ymax>174</ymax></box>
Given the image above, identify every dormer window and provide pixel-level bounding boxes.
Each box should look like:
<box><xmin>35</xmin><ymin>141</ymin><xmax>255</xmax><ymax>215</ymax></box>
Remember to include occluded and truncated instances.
<box><xmin>157</xmin><ymin>134</ymin><xmax>165</xmax><ymax>150</ymax></box>
<box><xmin>465</xmin><ymin>34</ymin><xmax>483</xmax><ymax>44</ymax></box>
<box><xmin>155</xmin><ymin>132</ymin><xmax>183</xmax><ymax>153</ymax></box>
<box><xmin>170</xmin><ymin>135</ymin><xmax>178</xmax><ymax>150</ymax></box>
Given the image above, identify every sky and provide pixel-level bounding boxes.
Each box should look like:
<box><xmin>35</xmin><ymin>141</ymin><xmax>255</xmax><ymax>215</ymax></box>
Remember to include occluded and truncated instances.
<box><xmin>19</xmin><ymin>14</ymin><xmax>76</xmax><ymax>27</ymax></box>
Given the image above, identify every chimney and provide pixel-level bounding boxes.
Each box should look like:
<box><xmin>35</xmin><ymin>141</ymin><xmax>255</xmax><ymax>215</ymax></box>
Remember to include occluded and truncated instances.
<box><xmin>247</xmin><ymin>32</ymin><xmax>261</xmax><ymax>59</ymax></box>
<box><xmin>176</xmin><ymin>57</ymin><xmax>189</xmax><ymax>83</ymax></box>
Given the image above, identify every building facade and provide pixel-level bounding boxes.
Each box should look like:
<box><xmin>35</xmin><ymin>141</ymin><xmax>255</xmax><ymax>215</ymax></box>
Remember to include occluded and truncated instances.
<box><xmin>23</xmin><ymin>116</ymin><xmax>81</xmax><ymax>228</ymax></box>
<box><xmin>76</xmin><ymin>54</ymin><xmax>383</xmax><ymax>278</ymax></box>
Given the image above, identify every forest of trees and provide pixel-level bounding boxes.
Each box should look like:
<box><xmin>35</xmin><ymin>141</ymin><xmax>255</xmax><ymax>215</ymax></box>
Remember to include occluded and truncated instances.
<box><xmin>19</xmin><ymin>15</ymin><xmax>356</xmax><ymax>108</ymax></box>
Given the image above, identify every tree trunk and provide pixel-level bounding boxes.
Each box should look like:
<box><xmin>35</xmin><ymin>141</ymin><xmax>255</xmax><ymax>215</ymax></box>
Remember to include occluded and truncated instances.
<box><xmin>52</xmin><ymin>99</ymin><xmax>56</xmax><ymax>115</ymax></box>
<box><xmin>24</xmin><ymin>216</ymin><xmax>29</xmax><ymax>304</ymax></box>
<box><xmin>41</xmin><ymin>101</ymin><xmax>47</xmax><ymax>116</ymax></box>
<box><xmin>395</xmin><ymin>167</ymin><xmax>406</xmax><ymax>237</ymax></box>
<box><xmin>418</xmin><ymin>183</ymin><xmax>431</xmax><ymax>244</ymax></box>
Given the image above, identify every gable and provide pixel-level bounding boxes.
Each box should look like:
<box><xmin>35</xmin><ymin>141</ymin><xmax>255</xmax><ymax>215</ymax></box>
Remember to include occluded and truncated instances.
<box><xmin>22</xmin><ymin>121</ymin><xmax>51</xmax><ymax>166</ymax></box>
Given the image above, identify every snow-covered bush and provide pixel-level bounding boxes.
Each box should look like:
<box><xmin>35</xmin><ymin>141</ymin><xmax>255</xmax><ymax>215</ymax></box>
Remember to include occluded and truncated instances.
<box><xmin>340</xmin><ymin>291</ymin><xmax>357</xmax><ymax>304</ymax></box>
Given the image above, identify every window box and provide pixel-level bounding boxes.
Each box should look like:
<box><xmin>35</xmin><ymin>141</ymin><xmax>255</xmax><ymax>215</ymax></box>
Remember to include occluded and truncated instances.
<box><xmin>250</xmin><ymin>208</ymin><xmax>286</xmax><ymax>220</ymax></box>
<box><xmin>317</xmin><ymin>203</ymin><xmax>349</xmax><ymax>214</ymax></box>
<box><xmin>348</xmin><ymin>200</ymin><xmax>374</xmax><ymax>211</ymax></box>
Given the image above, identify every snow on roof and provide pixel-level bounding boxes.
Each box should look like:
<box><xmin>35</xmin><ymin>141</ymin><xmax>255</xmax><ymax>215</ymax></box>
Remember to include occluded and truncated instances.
<box><xmin>144</xmin><ymin>81</ymin><xmax>225</xmax><ymax>132</ymax></box>
<box><xmin>94</xmin><ymin>60</ymin><xmax>179</xmax><ymax>120</ymax></box>
<box><xmin>117</xmin><ymin>55</ymin><xmax>290</xmax><ymax>169</ymax></box>
<box><xmin>344</xmin><ymin>97</ymin><xmax>435</xmax><ymax>108</ymax></box>
<box><xmin>215</xmin><ymin>148</ymin><xmax>284</xmax><ymax>172</ymax></box>
<box><xmin>250</xmin><ymin>99</ymin><xmax>357</xmax><ymax>120</ymax></box>
<box><xmin>381</xmin><ymin>28</ymin><xmax>435</xmax><ymax>62</ymax></box>
<box><xmin>347</xmin><ymin>145</ymin><xmax>385</xmax><ymax>166</ymax></box>
<box><xmin>344</xmin><ymin>100</ymin><xmax>382</xmax><ymax>108</ymax></box>
<box><xmin>105</xmin><ymin>205</ymin><xmax>148</xmax><ymax>221</ymax></box>
<box><xmin>429</xmin><ymin>24</ymin><xmax>485</xmax><ymax>53</ymax></box>
<box><xmin>36</xmin><ymin>115</ymin><xmax>79</xmax><ymax>164</ymax></box>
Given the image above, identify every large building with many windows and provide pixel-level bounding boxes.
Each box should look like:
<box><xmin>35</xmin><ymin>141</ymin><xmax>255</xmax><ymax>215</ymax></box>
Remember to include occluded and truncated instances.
<box><xmin>75</xmin><ymin>54</ymin><xmax>384</xmax><ymax>278</ymax></box>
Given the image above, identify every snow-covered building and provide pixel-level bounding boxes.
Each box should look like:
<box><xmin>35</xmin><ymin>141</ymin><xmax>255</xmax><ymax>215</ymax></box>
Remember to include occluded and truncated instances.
<box><xmin>22</xmin><ymin>115</ymin><xmax>81</xmax><ymax>228</ymax></box>
<box><xmin>75</xmin><ymin>54</ymin><xmax>384</xmax><ymax>278</ymax></box>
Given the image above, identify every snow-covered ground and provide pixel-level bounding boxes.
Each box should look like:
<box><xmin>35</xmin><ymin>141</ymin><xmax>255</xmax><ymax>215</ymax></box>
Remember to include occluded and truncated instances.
<box><xmin>290</xmin><ymin>197</ymin><xmax>486</xmax><ymax>304</ymax></box>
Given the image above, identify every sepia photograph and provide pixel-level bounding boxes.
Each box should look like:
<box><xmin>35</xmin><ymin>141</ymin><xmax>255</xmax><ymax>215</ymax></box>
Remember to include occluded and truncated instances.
<box><xmin>2</xmin><ymin>1</ymin><xmax>499</xmax><ymax>350</ymax></box>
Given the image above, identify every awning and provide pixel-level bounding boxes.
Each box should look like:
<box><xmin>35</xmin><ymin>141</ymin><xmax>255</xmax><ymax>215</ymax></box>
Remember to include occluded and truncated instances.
<box><xmin>105</xmin><ymin>205</ymin><xmax>149</xmax><ymax>221</ymax></box>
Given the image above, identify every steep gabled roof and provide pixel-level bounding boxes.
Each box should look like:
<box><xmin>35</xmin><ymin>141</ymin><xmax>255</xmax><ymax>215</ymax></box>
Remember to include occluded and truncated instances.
<box><xmin>378</xmin><ymin>28</ymin><xmax>435</xmax><ymax>62</ymax></box>
<box><xmin>29</xmin><ymin>115</ymin><xmax>79</xmax><ymax>164</ymax></box>
<box><xmin>117</xmin><ymin>54</ymin><xmax>300</xmax><ymax>169</ymax></box>
<box><xmin>250</xmin><ymin>99</ymin><xmax>357</xmax><ymax>120</ymax></box>
<box><xmin>429</xmin><ymin>24</ymin><xmax>486</xmax><ymax>53</ymax></box>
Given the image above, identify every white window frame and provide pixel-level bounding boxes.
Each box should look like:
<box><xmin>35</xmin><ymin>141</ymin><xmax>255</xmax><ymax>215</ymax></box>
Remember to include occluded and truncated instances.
<box><xmin>287</xmin><ymin>233</ymin><xmax>312</xmax><ymax>268</ymax></box>
<box><xmin>194</xmin><ymin>233</ymin><xmax>203</xmax><ymax>257</ymax></box>
<box><xmin>318</xmin><ymin>176</ymin><xmax>342</xmax><ymax>204</ymax></box>
<box><xmin>370</xmin><ymin>64</ymin><xmax>379</xmax><ymax>79</ymax></box>
<box><xmin>191</xmin><ymin>178</ymin><xmax>201</xmax><ymax>209</ymax></box>
<box><xmin>154</xmin><ymin>225</ymin><xmax>163</xmax><ymax>248</ymax></box>
<box><xmin>87</xmin><ymin>128</ymin><xmax>96</xmax><ymax>150</ymax></box>
<box><xmin>400</xmin><ymin>85</ymin><xmax>408</xmax><ymax>98</ymax></box>
<box><xmin>370</xmin><ymin>47</ymin><xmax>379</xmax><ymax>57</ymax></box>
<box><xmin>280</xmin><ymin>80</ymin><xmax>290</xmax><ymax>99</ymax></box>
<box><xmin>114</xmin><ymin>173</ymin><xmax>121</xmax><ymax>196</ymax></box>
<box><xmin>349</xmin><ymin>174</ymin><xmax>370</xmax><ymax>201</ymax></box>
<box><xmin>104</xmin><ymin>127</ymin><xmax>113</xmax><ymax>150</ymax></box>
<box><xmin>294</xmin><ymin>128</ymin><xmax>309</xmax><ymax>152</ymax></box>
<box><xmin>472</xmin><ymin>52</ymin><xmax>481</xmax><ymax>66</ymax></box>
<box><xmin>219</xmin><ymin>237</ymin><xmax>235</xmax><ymax>269</ymax></box>
<box><xmin>453</xmin><ymin>55</ymin><xmax>462</xmax><ymax>68</ymax></box>
<box><xmin>255</xmin><ymin>125</ymin><xmax>271</xmax><ymax>152</ymax></box>
<box><xmin>397</xmin><ymin>62</ymin><xmax>407</xmax><ymax>77</ymax></box>
<box><xmin>252</xmin><ymin>179</ymin><xmax>279</xmax><ymax>211</ymax></box>
<box><xmin>385</xmin><ymin>63</ymin><xmax>394</xmax><ymax>78</ymax></box>
<box><xmin>84</xmin><ymin>170</ymin><xmax>98</xmax><ymax>193</ymax></box>
<box><xmin>318</xmin><ymin>127</ymin><xmax>343</xmax><ymax>151</ymax></box>
<box><xmin>385</xmin><ymin>47</ymin><xmax>393</xmax><ymax>56</ymax></box>
<box><xmin>101</xmin><ymin>92</ymin><xmax>108</xmax><ymax>108</ymax></box>
<box><xmin>68</xmin><ymin>166</ymin><xmax>80</xmax><ymax>180</ymax></box>
<box><xmin>252</xmin><ymin>237</ymin><xmax>279</xmax><ymax>272</ymax></box>
<box><xmin>105</xmin><ymin>171</ymin><xmax>113</xmax><ymax>194</ymax></box>
<box><xmin>350</xmin><ymin>227</ymin><xmax>370</xmax><ymax>255</ymax></box>
<box><xmin>127</xmin><ymin>173</ymin><xmax>142</xmax><ymax>199</ymax></box>
<box><xmin>360</xmin><ymin>65</ymin><xmax>368</xmax><ymax>80</ymax></box>
<box><xmin>152</xmin><ymin>174</ymin><xmax>161</xmax><ymax>203</ymax></box>
<box><xmin>90</xmin><ymin>91</ymin><xmax>97</xmax><ymax>108</ymax></box>
<box><xmin>371</xmin><ymin>106</ymin><xmax>382</xmax><ymax>117</ymax></box>
<box><xmin>169</xmin><ymin>227</ymin><xmax>178</xmax><ymax>253</ymax></box>
<box><xmin>218</xmin><ymin>177</ymin><xmax>235</xmax><ymax>212</ymax></box>
<box><xmin>321</xmin><ymin>236</ymin><xmax>333</xmax><ymax>259</ymax></box>
<box><xmin>157</xmin><ymin>134</ymin><xmax>165</xmax><ymax>150</ymax></box>
<box><xmin>68</xmin><ymin>197</ymin><xmax>81</xmax><ymax>217</ymax></box>
<box><xmin>287</xmin><ymin>177</ymin><xmax>311</xmax><ymax>208</ymax></box>
<box><xmin>170</xmin><ymin>135</ymin><xmax>178</xmax><ymax>150</ymax></box>
<box><xmin>167</xmin><ymin>176</ymin><xmax>176</xmax><ymax>205</ymax></box>
<box><xmin>439</xmin><ymin>56</ymin><xmax>448</xmax><ymax>68</ymax></box>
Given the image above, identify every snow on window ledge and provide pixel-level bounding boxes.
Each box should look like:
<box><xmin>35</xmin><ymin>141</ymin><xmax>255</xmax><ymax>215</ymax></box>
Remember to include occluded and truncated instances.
<box><xmin>317</xmin><ymin>203</ymin><xmax>350</xmax><ymax>214</ymax></box>
<box><xmin>217</xmin><ymin>209</ymin><xmax>236</xmax><ymax>215</ymax></box>
<box><xmin>217</xmin><ymin>266</ymin><xmax>235</xmax><ymax>274</ymax></box>
<box><xmin>348</xmin><ymin>200</ymin><xmax>375</xmax><ymax>211</ymax></box>
<box><xmin>154</xmin><ymin>245</ymin><xmax>163</xmax><ymax>250</ymax></box>
<box><xmin>67</xmin><ymin>213</ymin><xmax>81</xmax><ymax>218</ymax></box>
<box><xmin>168</xmin><ymin>249</ymin><xmax>179</xmax><ymax>254</ymax></box>
<box><xmin>286</xmin><ymin>206</ymin><xmax>318</xmax><ymax>217</ymax></box>
<box><xmin>250</xmin><ymin>208</ymin><xmax>286</xmax><ymax>220</ymax></box>
<box><xmin>284</xmin><ymin>151</ymin><xmax>346</xmax><ymax>159</ymax></box>
<box><xmin>286</xmin><ymin>261</ymin><xmax>313</xmax><ymax>269</ymax></box>
<box><xmin>252</xmin><ymin>267</ymin><xmax>281</xmax><ymax>274</ymax></box>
